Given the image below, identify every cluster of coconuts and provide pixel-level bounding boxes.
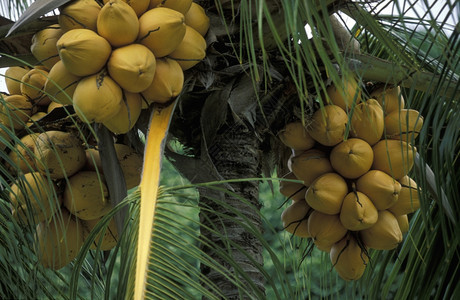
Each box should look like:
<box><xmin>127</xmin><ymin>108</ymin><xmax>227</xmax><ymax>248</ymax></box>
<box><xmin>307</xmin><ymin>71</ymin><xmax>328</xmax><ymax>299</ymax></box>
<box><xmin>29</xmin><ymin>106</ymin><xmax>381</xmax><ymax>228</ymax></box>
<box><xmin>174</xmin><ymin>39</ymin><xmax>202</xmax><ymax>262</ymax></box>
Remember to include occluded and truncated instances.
<box><xmin>5</xmin><ymin>129</ymin><xmax>143</xmax><ymax>270</ymax></box>
<box><xmin>278</xmin><ymin>77</ymin><xmax>423</xmax><ymax>281</ymax></box>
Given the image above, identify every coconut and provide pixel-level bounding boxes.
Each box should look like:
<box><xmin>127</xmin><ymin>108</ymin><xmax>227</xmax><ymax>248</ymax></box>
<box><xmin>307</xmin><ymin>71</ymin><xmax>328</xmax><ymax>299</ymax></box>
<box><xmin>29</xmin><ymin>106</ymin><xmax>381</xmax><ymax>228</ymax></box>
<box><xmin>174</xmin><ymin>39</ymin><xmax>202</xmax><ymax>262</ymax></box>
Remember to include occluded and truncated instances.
<box><xmin>58</xmin><ymin>0</ymin><xmax>101</xmax><ymax>32</ymax></box>
<box><xmin>102</xmin><ymin>92</ymin><xmax>142</xmax><ymax>134</ymax></box>
<box><xmin>44</xmin><ymin>60</ymin><xmax>81</xmax><ymax>105</ymax></box>
<box><xmin>356</xmin><ymin>170</ymin><xmax>401</xmax><ymax>210</ymax></box>
<box><xmin>34</xmin><ymin>130</ymin><xmax>87</xmax><ymax>179</ymax></box>
<box><xmin>384</xmin><ymin>109</ymin><xmax>424</xmax><ymax>142</ymax></box>
<box><xmin>290</xmin><ymin>149</ymin><xmax>333</xmax><ymax>186</ymax></box>
<box><xmin>4</xmin><ymin>66</ymin><xmax>30</xmax><ymax>95</ymax></box>
<box><xmin>388</xmin><ymin>176</ymin><xmax>421</xmax><ymax>216</ymax></box>
<box><xmin>30</xmin><ymin>24</ymin><xmax>62</xmax><ymax>70</ymax></box>
<box><xmin>35</xmin><ymin>208</ymin><xmax>84</xmax><ymax>270</ymax></box>
<box><xmin>281</xmin><ymin>200</ymin><xmax>312</xmax><ymax>238</ymax></box>
<box><xmin>350</xmin><ymin>99</ymin><xmax>384</xmax><ymax>146</ymax></box>
<box><xmin>305</xmin><ymin>173</ymin><xmax>348</xmax><ymax>215</ymax></box>
<box><xmin>360</xmin><ymin>210</ymin><xmax>403</xmax><ymax>250</ymax></box>
<box><xmin>278</xmin><ymin>121</ymin><xmax>315</xmax><ymax>151</ymax></box>
<box><xmin>372</xmin><ymin>139</ymin><xmax>416</xmax><ymax>180</ymax></box>
<box><xmin>114</xmin><ymin>143</ymin><xmax>143</xmax><ymax>189</ymax></box>
<box><xmin>184</xmin><ymin>2</ymin><xmax>210</xmax><ymax>36</ymax></box>
<box><xmin>306</xmin><ymin>105</ymin><xmax>348</xmax><ymax>147</ymax></box>
<box><xmin>340</xmin><ymin>191</ymin><xmax>378</xmax><ymax>231</ymax></box>
<box><xmin>168</xmin><ymin>25</ymin><xmax>207</xmax><ymax>70</ymax></box>
<box><xmin>279</xmin><ymin>172</ymin><xmax>307</xmax><ymax>202</ymax></box>
<box><xmin>82</xmin><ymin>216</ymin><xmax>118</xmax><ymax>250</ymax></box>
<box><xmin>138</xmin><ymin>7</ymin><xmax>186</xmax><ymax>58</ymax></box>
<box><xmin>0</xmin><ymin>94</ymin><xmax>33</xmax><ymax>130</ymax></box>
<box><xmin>83</xmin><ymin>148</ymin><xmax>103</xmax><ymax>173</ymax></box>
<box><xmin>308</xmin><ymin>211</ymin><xmax>347</xmax><ymax>247</ymax></box>
<box><xmin>20</xmin><ymin>68</ymin><xmax>48</xmax><ymax>102</ymax></box>
<box><xmin>371</xmin><ymin>85</ymin><xmax>405</xmax><ymax>115</ymax></box>
<box><xmin>97</xmin><ymin>0</ymin><xmax>139</xmax><ymax>47</ymax></box>
<box><xmin>326</xmin><ymin>76</ymin><xmax>361</xmax><ymax>111</ymax></box>
<box><xmin>9</xmin><ymin>172</ymin><xmax>60</xmax><ymax>224</ymax></box>
<box><xmin>103</xmin><ymin>0</ymin><xmax>149</xmax><ymax>16</ymax></box>
<box><xmin>330</xmin><ymin>138</ymin><xmax>374</xmax><ymax>179</ymax></box>
<box><xmin>330</xmin><ymin>233</ymin><xmax>368</xmax><ymax>281</ymax></box>
<box><xmin>396</xmin><ymin>214</ymin><xmax>409</xmax><ymax>233</ymax></box>
<box><xmin>150</xmin><ymin>0</ymin><xmax>193</xmax><ymax>14</ymax></box>
<box><xmin>107</xmin><ymin>43</ymin><xmax>156</xmax><ymax>93</ymax></box>
<box><xmin>7</xmin><ymin>133</ymin><xmax>40</xmax><ymax>173</ymax></box>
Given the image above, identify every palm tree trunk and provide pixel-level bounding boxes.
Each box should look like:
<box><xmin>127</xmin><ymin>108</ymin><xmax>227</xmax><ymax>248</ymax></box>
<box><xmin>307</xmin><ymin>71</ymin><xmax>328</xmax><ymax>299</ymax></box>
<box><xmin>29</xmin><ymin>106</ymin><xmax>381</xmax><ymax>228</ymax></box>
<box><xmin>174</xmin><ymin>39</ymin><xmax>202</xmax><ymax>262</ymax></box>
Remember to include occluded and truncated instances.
<box><xmin>199</xmin><ymin>122</ymin><xmax>264</xmax><ymax>299</ymax></box>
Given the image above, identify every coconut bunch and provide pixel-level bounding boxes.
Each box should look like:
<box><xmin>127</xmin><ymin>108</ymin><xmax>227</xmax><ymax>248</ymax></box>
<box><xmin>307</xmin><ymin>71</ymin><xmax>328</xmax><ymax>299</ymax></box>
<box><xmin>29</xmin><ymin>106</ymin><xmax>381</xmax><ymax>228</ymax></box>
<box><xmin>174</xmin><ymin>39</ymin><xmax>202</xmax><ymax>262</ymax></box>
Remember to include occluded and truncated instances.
<box><xmin>4</xmin><ymin>127</ymin><xmax>142</xmax><ymax>269</ymax></box>
<box><xmin>278</xmin><ymin>77</ymin><xmax>423</xmax><ymax>281</ymax></box>
<box><xmin>20</xmin><ymin>0</ymin><xmax>210</xmax><ymax>135</ymax></box>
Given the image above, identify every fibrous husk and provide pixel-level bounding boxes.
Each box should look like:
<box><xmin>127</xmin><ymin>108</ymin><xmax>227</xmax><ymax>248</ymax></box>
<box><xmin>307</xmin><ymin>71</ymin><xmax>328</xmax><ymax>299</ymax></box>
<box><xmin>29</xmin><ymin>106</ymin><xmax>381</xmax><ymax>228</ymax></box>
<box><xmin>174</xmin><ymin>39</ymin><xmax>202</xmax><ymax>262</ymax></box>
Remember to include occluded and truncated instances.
<box><xmin>102</xmin><ymin>91</ymin><xmax>142</xmax><ymax>134</ymax></box>
<box><xmin>330</xmin><ymin>233</ymin><xmax>368</xmax><ymax>281</ymax></box>
<box><xmin>0</xmin><ymin>94</ymin><xmax>33</xmax><ymax>130</ymax></box>
<box><xmin>4</xmin><ymin>66</ymin><xmax>30</xmax><ymax>95</ymax></box>
<box><xmin>305</xmin><ymin>173</ymin><xmax>348</xmax><ymax>215</ymax></box>
<box><xmin>370</xmin><ymin>85</ymin><xmax>405</xmax><ymax>115</ymax></box>
<box><xmin>384</xmin><ymin>109</ymin><xmax>424</xmax><ymax>142</ymax></box>
<box><xmin>356</xmin><ymin>170</ymin><xmax>401</xmax><ymax>210</ymax></box>
<box><xmin>30</xmin><ymin>24</ymin><xmax>63</xmax><ymax>70</ymax></box>
<box><xmin>168</xmin><ymin>25</ymin><xmax>206</xmax><ymax>70</ymax></box>
<box><xmin>82</xmin><ymin>216</ymin><xmax>118</xmax><ymax>250</ymax></box>
<box><xmin>20</xmin><ymin>68</ymin><xmax>48</xmax><ymax>102</ymax></box>
<box><xmin>35</xmin><ymin>208</ymin><xmax>84</xmax><ymax>270</ymax></box>
<box><xmin>7</xmin><ymin>133</ymin><xmax>40</xmax><ymax>174</ymax></box>
<box><xmin>307</xmin><ymin>105</ymin><xmax>348</xmax><ymax>147</ymax></box>
<box><xmin>360</xmin><ymin>210</ymin><xmax>403</xmax><ymax>250</ymax></box>
<box><xmin>107</xmin><ymin>43</ymin><xmax>156</xmax><ymax>93</ymax></box>
<box><xmin>58</xmin><ymin>0</ymin><xmax>101</xmax><ymax>32</ymax></box>
<box><xmin>340</xmin><ymin>191</ymin><xmax>378</xmax><ymax>231</ymax></box>
<box><xmin>57</xmin><ymin>29</ymin><xmax>112</xmax><ymax>77</ymax></box>
<box><xmin>308</xmin><ymin>210</ymin><xmax>347</xmax><ymax>247</ymax></box>
<box><xmin>290</xmin><ymin>149</ymin><xmax>333</xmax><ymax>186</ymax></box>
<box><xmin>138</xmin><ymin>7</ymin><xmax>186</xmax><ymax>58</ymax></box>
<box><xmin>330</xmin><ymin>138</ymin><xmax>374</xmax><ymax>179</ymax></box>
<box><xmin>63</xmin><ymin>171</ymin><xmax>111</xmax><ymax>220</ymax></box>
<box><xmin>114</xmin><ymin>143</ymin><xmax>143</xmax><ymax>189</ymax></box>
<box><xmin>372</xmin><ymin>139</ymin><xmax>416</xmax><ymax>180</ymax></box>
<box><xmin>185</xmin><ymin>2</ymin><xmax>210</xmax><ymax>36</ymax></box>
<box><xmin>326</xmin><ymin>76</ymin><xmax>361</xmax><ymax>111</ymax></box>
<box><xmin>9</xmin><ymin>172</ymin><xmax>60</xmax><ymax>224</ymax></box>
<box><xmin>44</xmin><ymin>60</ymin><xmax>81</xmax><ymax>105</ymax></box>
<box><xmin>34</xmin><ymin>130</ymin><xmax>87</xmax><ymax>179</ymax></box>
<box><xmin>281</xmin><ymin>200</ymin><xmax>311</xmax><ymax>238</ymax></box>
<box><xmin>279</xmin><ymin>172</ymin><xmax>307</xmax><ymax>202</ymax></box>
<box><xmin>350</xmin><ymin>99</ymin><xmax>384</xmax><ymax>146</ymax></box>
<box><xmin>97</xmin><ymin>0</ymin><xmax>139</xmax><ymax>47</ymax></box>
<box><xmin>141</xmin><ymin>57</ymin><xmax>184</xmax><ymax>104</ymax></box>
<box><xmin>278</xmin><ymin>121</ymin><xmax>315</xmax><ymax>151</ymax></box>
<box><xmin>150</xmin><ymin>0</ymin><xmax>193</xmax><ymax>14</ymax></box>
<box><xmin>388</xmin><ymin>176</ymin><xmax>420</xmax><ymax>216</ymax></box>
<box><xmin>72</xmin><ymin>70</ymin><xmax>123</xmax><ymax>123</ymax></box>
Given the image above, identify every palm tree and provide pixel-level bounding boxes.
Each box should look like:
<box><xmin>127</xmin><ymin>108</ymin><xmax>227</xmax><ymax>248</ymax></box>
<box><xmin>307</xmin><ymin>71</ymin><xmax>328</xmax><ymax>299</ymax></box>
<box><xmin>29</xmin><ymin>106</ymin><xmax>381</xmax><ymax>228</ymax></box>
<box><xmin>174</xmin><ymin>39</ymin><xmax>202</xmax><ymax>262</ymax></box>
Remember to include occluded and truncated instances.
<box><xmin>1</xmin><ymin>0</ymin><xmax>459</xmax><ymax>299</ymax></box>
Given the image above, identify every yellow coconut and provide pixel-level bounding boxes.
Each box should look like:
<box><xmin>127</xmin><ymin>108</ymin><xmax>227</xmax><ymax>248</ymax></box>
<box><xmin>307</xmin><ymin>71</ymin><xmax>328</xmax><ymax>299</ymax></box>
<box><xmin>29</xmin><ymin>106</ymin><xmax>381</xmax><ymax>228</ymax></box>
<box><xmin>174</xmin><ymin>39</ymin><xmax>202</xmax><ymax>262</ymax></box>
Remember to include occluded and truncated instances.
<box><xmin>72</xmin><ymin>70</ymin><xmax>123</xmax><ymax>123</ymax></box>
<box><xmin>47</xmin><ymin>101</ymin><xmax>64</xmax><ymax>113</ymax></box>
<box><xmin>4</xmin><ymin>66</ymin><xmax>30</xmax><ymax>95</ymax></box>
<box><xmin>281</xmin><ymin>200</ymin><xmax>312</xmax><ymax>238</ymax></box>
<box><xmin>356</xmin><ymin>170</ymin><xmax>401</xmax><ymax>210</ymax></box>
<box><xmin>371</xmin><ymin>85</ymin><xmax>405</xmax><ymax>115</ymax></box>
<box><xmin>306</xmin><ymin>105</ymin><xmax>348</xmax><ymax>147</ymax></box>
<box><xmin>7</xmin><ymin>133</ymin><xmax>40</xmax><ymax>173</ymax></box>
<box><xmin>330</xmin><ymin>138</ymin><xmax>374</xmax><ymax>179</ymax></box>
<box><xmin>340</xmin><ymin>191</ymin><xmax>378</xmax><ymax>231</ymax></box>
<box><xmin>372</xmin><ymin>139</ymin><xmax>416</xmax><ymax>180</ymax></box>
<box><xmin>82</xmin><ymin>216</ymin><xmax>118</xmax><ymax>250</ymax></box>
<box><xmin>138</xmin><ymin>7</ymin><xmax>186</xmax><ymax>58</ymax></box>
<box><xmin>35</xmin><ymin>208</ymin><xmax>84</xmax><ymax>270</ymax></box>
<box><xmin>305</xmin><ymin>173</ymin><xmax>348</xmax><ymax>215</ymax></box>
<box><xmin>58</xmin><ymin>0</ymin><xmax>101</xmax><ymax>32</ymax></box>
<box><xmin>350</xmin><ymin>99</ymin><xmax>384</xmax><ymax>146</ymax></box>
<box><xmin>184</xmin><ymin>2</ymin><xmax>210</xmax><ymax>36</ymax></box>
<box><xmin>330</xmin><ymin>233</ymin><xmax>368</xmax><ymax>281</ymax></box>
<box><xmin>384</xmin><ymin>109</ymin><xmax>424</xmax><ymax>142</ymax></box>
<box><xmin>396</xmin><ymin>214</ymin><xmax>409</xmax><ymax>233</ymax></box>
<box><xmin>20</xmin><ymin>68</ymin><xmax>48</xmax><ymax>102</ymax></box>
<box><xmin>83</xmin><ymin>148</ymin><xmax>103</xmax><ymax>173</ymax></box>
<box><xmin>0</xmin><ymin>94</ymin><xmax>33</xmax><ymax>129</ymax></box>
<box><xmin>114</xmin><ymin>143</ymin><xmax>143</xmax><ymax>189</ymax></box>
<box><xmin>27</xmin><ymin>112</ymin><xmax>47</xmax><ymax>127</ymax></box>
<box><xmin>279</xmin><ymin>172</ymin><xmax>307</xmax><ymax>202</ymax></box>
<box><xmin>30</xmin><ymin>24</ymin><xmax>62</xmax><ymax>70</ymax></box>
<box><xmin>326</xmin><ymin>76</ymin><xmax>362</xmax><ymax>111</ymax></box>
<box><xmin>63</xmin><ymin>171</ymin><xmax>111</xmax><ymax>220</ymax></box>
<box><xmin>388</xmin><ymin>176</ymin><xmax>421</xmax><ymax>216</ymax></box>
<box><xmin>57</xmin><ymin>29</ymin><xmax>112</xmax><ymax>77</ymax></box>
<box><xmin>308</xmin><ymin>211</ymin><xmax>348</xmax><ymax>247</ymax></box>
<box><xmin>9</xmin><ymin>172</ymin><xmax>60</xmax><ymax>224</ymax></box>
<box><xmin>97</xmin><ymin>0</ymin><xmax>139</xmax><ymax>47</ymax></box>
<box><xmin>168</xmin><ymin>25</ymin><xmax>206</xmax><ymax>70</ymax></box>
<box><xmin>34</xmin><ymin>130</ymin><xmax>87</xmax><ymax>179</ymax></box>
<box><xmin>150</xmin><ymin>0</ymin><xmax>193</xmax><ymax>14</ymax></box>
<box><xmin>107</xmin><ymin>43</ymin><xmax>156</xmax><ymax>93</ymax></box>
<box><xmin>44</xmin><ymin>60</ymin><xmax>81</xmax><ymax>105</ymax></box>
<box><xmin>360</xmin><ymin>210</ymin><xmax>403</xmax><ymax>250</ymax></box>
<box><xmin>141</xmin><ymin>57</ymin><xmax>184</xmax><ymax>104</ymax></box>
<box><xmin>103</xmin><ymin>0</ymin><xmax>149</xmax><ymax>16</ymax></box>
<box><xmin>278</xmin><ymin>121</ymin><xmax>315</xmax><ymax>151</ymax></box>
<box><xmin>290</xmin><ymin>149</ymin><xmax>333</xmax><ymax>186</ymax></box>
<box><xmin>102</xmin><ymin>92</ymin><xmax>142</xmax><ymax>134</ymax></box>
